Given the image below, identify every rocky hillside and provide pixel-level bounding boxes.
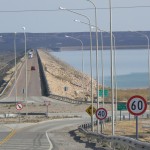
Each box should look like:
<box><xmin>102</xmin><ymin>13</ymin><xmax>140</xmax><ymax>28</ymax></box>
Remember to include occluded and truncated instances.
<box><xmin>38</xmin><ymin>49</ymin><xmax>97</xmax><ymax>100</ymax></box>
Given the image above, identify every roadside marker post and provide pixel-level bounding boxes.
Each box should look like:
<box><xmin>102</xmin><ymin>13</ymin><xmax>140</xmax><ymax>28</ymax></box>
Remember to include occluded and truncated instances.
<box><xmin>127</xmin><ymin>95</ymin><xmax>147</xmax><ymax>139</ymax></box>
<box><xmin>44</xmin><ymin>101</ymin><xmax>51</xmax><ymax>117</ymax></box>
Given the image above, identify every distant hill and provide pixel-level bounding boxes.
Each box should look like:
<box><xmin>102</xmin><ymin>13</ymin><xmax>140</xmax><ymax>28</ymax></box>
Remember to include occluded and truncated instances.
<box><xmin>0</xmin><ymin>31</ymin><xmax>150</xmax><ymax>52</ymax></box>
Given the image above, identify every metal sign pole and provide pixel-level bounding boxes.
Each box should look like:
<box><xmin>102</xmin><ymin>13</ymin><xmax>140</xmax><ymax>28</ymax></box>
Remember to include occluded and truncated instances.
<box><xmin>100</xmin><ymin>121</ymin><xmax>103</xmax><ymax>133</ymax></box>
<box><xmin>136</xmin><ymin>116</ymin><xmax>138</xmax><ymax>139</ymax></box>
<box><xmin>127</xmin><ymin>95</ymin><xmax>148</xmax><ymax>140</ymax></box>
<box><xmin>120</xmin><ymin>110</ymin><xmax>121</xmax><ymax>121</ymax></box>
<box><xmin>18</xmin><ymin>110</ymin><xmax>20</xmax><ymax>123</ymax></box>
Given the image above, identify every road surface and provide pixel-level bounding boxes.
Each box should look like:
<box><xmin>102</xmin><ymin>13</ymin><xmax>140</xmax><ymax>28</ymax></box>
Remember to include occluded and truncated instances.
<box><xmin>0</xmin><ymin>51</ymin><xmax>42</xmax><ymax>102</ymax></box>
<box><xmin>0</xmin><ymin>118</ymin><xmax>110</xmax><ymax>150</ymax></box>
<box><xmin>0</xmin><ymin>50</ymin><xmax>110</xmax><ymax>150</ymax></box>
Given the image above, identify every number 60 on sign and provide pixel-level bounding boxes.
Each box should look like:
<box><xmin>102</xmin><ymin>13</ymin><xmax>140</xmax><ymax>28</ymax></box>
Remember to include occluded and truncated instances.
<box><xmin>127</xmin><ymin>95</ymin><xmax>147</xmax><ymax>116</ymax></box>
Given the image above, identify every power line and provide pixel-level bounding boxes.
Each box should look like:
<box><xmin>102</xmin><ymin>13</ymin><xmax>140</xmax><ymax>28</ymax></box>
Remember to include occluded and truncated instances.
<box><xmin>0</xmin><ymin>5</ymin><xmax>150</xmax><ymax>13</ymax></box>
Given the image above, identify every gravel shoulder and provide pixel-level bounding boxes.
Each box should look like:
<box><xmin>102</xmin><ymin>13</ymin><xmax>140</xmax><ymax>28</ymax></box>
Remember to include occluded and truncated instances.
<box><xmin>48</xmin><ymin>125</ymin><xmax>109</xmax><ymax>150</ymax></box>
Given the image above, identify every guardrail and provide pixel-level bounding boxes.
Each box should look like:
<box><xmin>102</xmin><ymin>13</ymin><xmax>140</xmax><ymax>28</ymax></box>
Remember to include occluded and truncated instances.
<box><xmin>78</xmin><ymin>121</ymin><xmax>150</xmax><ymax>150</ymax></box>
<box><xmin>48</xmin><ymin>94</ymin><xmax>83</xmax><ymax>104</ymax></box>
<box><xmin>48</xmin><ymin>93</ymin><xmax>150</xmax><ymax>110</ymax></box>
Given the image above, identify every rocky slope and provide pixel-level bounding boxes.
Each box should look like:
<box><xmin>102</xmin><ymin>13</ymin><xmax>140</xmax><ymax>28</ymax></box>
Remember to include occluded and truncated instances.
<box><xmin>38</xmin><ymin>49</ymin><xmax>97</xmax><ymax>101</ymax></box>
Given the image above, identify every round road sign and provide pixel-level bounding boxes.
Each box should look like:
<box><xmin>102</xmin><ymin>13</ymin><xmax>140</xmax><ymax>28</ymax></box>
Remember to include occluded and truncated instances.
<box><xmin>127</xmin><ymin>95</ymin><xmax>147</xmax><ymax>116</ymax></box>
<box><xmin>16</xmin><ymin>103</ymin><xmax>23</xmax><ymax>110</ymax></box>
<box><xmin>96</xmin><ymin>108</ymin><xmax>107</xmax><ymax>120</ymax></box>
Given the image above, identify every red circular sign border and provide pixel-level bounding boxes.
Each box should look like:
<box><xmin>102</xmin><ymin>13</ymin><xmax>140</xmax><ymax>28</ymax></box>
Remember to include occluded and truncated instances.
<box><xmin>16</xmin><ymin>102</ymin><xmax>23</xmax><ymax>110</ymax></box>
<box><xmin>127</xmin><ymin>95</ymin><xmax>147</xmax><ymax>116</ymax></box>
<box><xmin>96</xmin><ymin>107</ymin><xmax>107</xmax><ymax>120</ymax></box>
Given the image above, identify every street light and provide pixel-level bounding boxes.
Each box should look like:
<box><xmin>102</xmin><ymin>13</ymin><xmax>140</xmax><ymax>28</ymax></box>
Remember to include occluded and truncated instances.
<box><xmin>129</xmin><ymin>30</ymin><xmax>150</xmax><ymax>139</ymax></box>
<box><xmin>112</xmin><ymin>33</ymin><xmax>118</xmax><ymax>122</ymax></box>
<box><xmin>65</xmin><ymin>35</ymin><xmax>85</xmax><ymax>101</ymax></box>
<box><xmin>75</xmin><ymin>19</ymin><xmax>104</xmax><ymax>132</ymax></box>
<box><xmin>14</xmin><ymin>32</ymin><xmax>17</xmax><ymax>103</ymax></box>
<box><xmin>86</xmin><ymin>0</ymin><xmax>100</xmax><ymax>133</ymax></box>
<box><xmin>22</xmin><ymin>26</ymin><xmax>28</xmax><ymax>117</ymax></box>
<box><xmin>74</xmin><ymin>20</ymin><xmax>116</xmax><ymax>110</ymax></box>
<box><xmin>109</xmin><ymin>0</ymin><xmax>115</xmax><ymax>136</ymax></box>
<box><xmin>74</xmin><ymin>19</ymin><xmax>117</xmax><ymax>132</ymax></box>
<box><xmin>129</xmin><ymin>30</ymin><xmax>150</xmax><ymax>99</ymax></box>
<box><xmin>59</xmin><ymin>6</ymin><xmax>94</xmax><ymax>131</ymax></box>
<box><xmin>99</xmin><ymin>30</ymin><xmax>117</xmax><ymax>123</ymax></box>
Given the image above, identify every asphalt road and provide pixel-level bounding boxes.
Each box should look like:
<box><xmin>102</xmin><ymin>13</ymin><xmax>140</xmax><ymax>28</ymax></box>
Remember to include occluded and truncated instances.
<box><xmin>0</xmin><ymin>51</ymin><xmax>113</xmax><ymax>150</ymax></box>
<box><xmin>10</xmin><ymin>51</ymin><xmax>41</xmax><ymax>97</ymax></box>
<box><xmin>0</xmin><ymin>51</ymin><xmax>100</xmax><ymax>150</ymax></box>
<box><xmin>0</xmin><ymin>118</ymin><xmax>104</xmax><ymax>150</ymax></box>
<box><xmin>0</xmin><ymin>51</ymin><xmax>42</xmax><ymax>102</ymax></box>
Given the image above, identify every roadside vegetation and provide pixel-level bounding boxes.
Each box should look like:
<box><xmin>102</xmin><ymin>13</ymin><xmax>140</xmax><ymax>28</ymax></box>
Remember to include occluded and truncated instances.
<box><xmin>103</xmin><ymin>87</ymin><xmax>149</xmax><ymax>102</ymax></box>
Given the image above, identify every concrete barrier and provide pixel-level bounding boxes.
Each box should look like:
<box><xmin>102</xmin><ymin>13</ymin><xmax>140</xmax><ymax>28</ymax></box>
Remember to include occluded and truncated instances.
<box><xmin>37</xmin><ymin>50</ymin><xmax>51</xmax><ymax>96</ymax></box>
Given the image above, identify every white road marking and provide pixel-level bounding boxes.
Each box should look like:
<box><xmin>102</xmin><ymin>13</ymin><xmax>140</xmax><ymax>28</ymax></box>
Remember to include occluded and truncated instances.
<box><xmin>46</xmin><ymin>129</ymin><xmax>53</xmax><ymax>150</ymax></box>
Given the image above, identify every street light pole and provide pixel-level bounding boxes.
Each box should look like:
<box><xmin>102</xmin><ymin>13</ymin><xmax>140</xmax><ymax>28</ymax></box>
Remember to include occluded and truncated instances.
<box><xmin>87</xmin><ymin>0</ymin><xmax>100</xmax><ymax>133</ymax></box>
<box><xmin>130</xmin><ymin>30</ymin><xmax>150</xmax><ymax>99</ymax></box>
<box><xmin>112</xmin><ymin>34</ymin><xmax>118</xmax><ymax>122</ymax></box>
<box><xmin>75</xmin><ymin>19</ymin><xmax>117</xmax><ymax>131</ymax></box>
<box><xmin>109</xmin><ymin>0</ymin><xmax>115</xmax><ymax>136</ymax></box>
<box><xmin>74</xmin><ymin>20</ymin><xmax>105</xmax><ymax>105</ymax></box>
<box><xmin>22</xmin><ymin>27</ymin><xmax>28</xmax><ymax>117</ymax></box>
<box><xmin>65</xmin><ymin>35</ymin><xmax>84</xmax><ymax>101</ymax></box>
<box><xmin>59</xmin><ymin>6</ymin><xmax>94</xmax><ymax>131</ymax></box>
<box><xmin>14</xmin><ymin>32</ymin><xmax>17</xmax><ymax>103</ymax></box>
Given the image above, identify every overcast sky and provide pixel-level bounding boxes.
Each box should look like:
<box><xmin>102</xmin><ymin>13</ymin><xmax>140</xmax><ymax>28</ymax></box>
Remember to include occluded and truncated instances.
<box><xmin>0</xmin><ymin>0</ymin><xmax>150</xmax><ymax>33</ymax></box>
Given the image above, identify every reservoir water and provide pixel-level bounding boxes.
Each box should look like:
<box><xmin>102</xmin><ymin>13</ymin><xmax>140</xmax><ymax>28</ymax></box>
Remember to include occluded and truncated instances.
<box><xmin>51</xmin><ymin>49</ymin><xmax>149</xmax><ymax>89</ymax></box>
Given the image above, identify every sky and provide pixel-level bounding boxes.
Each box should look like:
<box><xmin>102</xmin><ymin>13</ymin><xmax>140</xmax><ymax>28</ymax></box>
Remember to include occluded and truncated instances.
<box><xmin>0</xmin><ymin>0</ymin><xmax>150</xmax><ymax>33</ymax></box>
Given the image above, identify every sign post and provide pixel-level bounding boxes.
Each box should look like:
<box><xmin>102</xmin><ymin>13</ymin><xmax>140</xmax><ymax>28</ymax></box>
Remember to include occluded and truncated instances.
<box><xmin>16</xmin><ymin>103</ymin><xmax>23</xmax><ymax>123</ymax></box>
<box><xmin>95</xmin><ymin>108</ymin><xmax>107</xmax><ymax>133</ymax></box>
<box><xmin>127</xmin><ymin>95</ymin><xmax>147</xmax><ymax>139</ymax></box>
<box><xmin>86</xmin><ymin>105</ymin><xmax>96</xmax><ymax>131</ymax></box>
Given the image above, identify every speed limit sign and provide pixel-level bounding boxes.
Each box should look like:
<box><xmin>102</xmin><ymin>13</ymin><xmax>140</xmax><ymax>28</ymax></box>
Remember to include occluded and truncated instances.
<box><xmin>96</xmin><ymin>108</ymin><xmax>107</xmax><ymax>120</ymax></box>
<box><xmin>127</xmin><ymin>95</ymin><xmax>147</xmax><ymax>116</ymax></box>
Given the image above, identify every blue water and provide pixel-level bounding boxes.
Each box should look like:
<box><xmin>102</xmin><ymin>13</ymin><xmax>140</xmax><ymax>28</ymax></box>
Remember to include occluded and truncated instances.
<box><xmin>105</xmin><ymin>72</ymin><xmax>148</xmax><ymax>89</ymax></box>
<box><xmin>51</xmin><ymin>49</ymin><xmax>149</xmax><ymax>89</ymax></box>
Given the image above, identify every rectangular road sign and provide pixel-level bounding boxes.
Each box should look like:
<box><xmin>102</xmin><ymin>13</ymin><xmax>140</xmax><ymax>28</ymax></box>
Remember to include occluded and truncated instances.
<box><xmin>117</xmin><ymin>103</ymin><xmax>127</xmax><ymax>110</ymax></box>
<box><xmin>99</xmin><ymin>89</ymin><xmax>109</xmax><ymax>97</ymax></box>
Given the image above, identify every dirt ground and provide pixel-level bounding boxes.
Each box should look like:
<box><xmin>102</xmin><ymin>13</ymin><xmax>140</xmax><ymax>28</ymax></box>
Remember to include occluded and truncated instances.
<box><xmin>101</xmin><ymin>119</ymin><xmax>150</xmax><ymax>143</ymax></box>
